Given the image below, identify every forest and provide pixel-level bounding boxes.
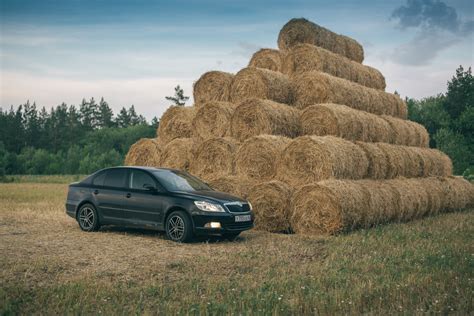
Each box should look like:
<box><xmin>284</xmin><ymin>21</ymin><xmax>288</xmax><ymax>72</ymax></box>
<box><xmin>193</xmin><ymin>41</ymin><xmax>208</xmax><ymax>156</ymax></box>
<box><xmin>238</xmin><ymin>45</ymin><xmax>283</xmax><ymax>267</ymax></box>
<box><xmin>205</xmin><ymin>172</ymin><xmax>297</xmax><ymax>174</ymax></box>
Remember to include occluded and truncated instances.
<box><xmin>0</xmin><ymin>66</ymin><xmax>472</xmax><ymax>178</ymax></box>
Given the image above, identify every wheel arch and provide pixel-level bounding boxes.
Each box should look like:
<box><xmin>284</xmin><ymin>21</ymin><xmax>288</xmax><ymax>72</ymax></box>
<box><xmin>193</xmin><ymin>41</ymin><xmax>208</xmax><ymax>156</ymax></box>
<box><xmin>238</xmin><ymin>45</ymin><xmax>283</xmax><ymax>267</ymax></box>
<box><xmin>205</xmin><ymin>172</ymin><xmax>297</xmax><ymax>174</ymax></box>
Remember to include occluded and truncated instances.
<box><xmin>164</xmin><ymin>206</ymin><xmax>194</xmax><ymax>230</ymax></box>
<box><xmin>75</xmin><ymin>200</ymin><xmax>97</xmax><ymax>220</ymax></box>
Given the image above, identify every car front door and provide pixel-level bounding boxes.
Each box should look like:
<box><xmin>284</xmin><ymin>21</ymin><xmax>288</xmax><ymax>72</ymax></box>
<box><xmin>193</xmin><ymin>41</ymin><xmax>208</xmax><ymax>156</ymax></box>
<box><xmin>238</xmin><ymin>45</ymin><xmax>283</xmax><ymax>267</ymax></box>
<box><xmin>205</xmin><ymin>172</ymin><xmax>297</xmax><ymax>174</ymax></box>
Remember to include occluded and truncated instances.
<box><xmin>92</xmin><ymin>168</ymin><xmax>128</xmax><ymax>223</ymax></box>
<box><xmin>122</xmin><ymin>169</ymin><xmax>164</xmax><ymax>227</ymax></box>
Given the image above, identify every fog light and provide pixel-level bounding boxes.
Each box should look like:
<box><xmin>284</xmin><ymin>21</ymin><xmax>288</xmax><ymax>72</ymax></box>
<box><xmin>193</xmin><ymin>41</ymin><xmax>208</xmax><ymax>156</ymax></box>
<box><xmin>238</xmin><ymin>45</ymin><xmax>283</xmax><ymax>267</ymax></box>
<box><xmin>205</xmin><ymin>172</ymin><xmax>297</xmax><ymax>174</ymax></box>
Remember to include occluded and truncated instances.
<box><xmin>204</xmin><ymin>222</ymin><xmax>221</xmax><ymax>228</ymax></box>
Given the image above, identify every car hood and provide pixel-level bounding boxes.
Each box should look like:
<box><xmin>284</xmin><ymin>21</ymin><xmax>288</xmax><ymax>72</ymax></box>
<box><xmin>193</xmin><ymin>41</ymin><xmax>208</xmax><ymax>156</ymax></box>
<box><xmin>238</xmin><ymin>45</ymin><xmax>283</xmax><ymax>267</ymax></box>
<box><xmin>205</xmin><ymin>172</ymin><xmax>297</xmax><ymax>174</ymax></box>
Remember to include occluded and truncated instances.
<box><xmin>172</xmin><ymin>190</ymin><xmax>246</xmax><ymax>203</ymax></box>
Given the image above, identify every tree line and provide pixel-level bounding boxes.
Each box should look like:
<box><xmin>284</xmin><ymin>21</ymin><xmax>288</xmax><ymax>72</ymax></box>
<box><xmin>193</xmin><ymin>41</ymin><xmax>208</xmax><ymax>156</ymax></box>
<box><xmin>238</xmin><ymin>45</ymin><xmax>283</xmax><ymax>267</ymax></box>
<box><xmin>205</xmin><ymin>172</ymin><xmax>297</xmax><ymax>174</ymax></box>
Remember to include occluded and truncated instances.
<box><xmin>407</xmin><ymin>66</ymin><xmax>473</xmax><ymax>178</ymax></box>
<box><xmin>0</xmin><ymin>98</ymin><xmax>157</xmax><ymax>176</ymax></box>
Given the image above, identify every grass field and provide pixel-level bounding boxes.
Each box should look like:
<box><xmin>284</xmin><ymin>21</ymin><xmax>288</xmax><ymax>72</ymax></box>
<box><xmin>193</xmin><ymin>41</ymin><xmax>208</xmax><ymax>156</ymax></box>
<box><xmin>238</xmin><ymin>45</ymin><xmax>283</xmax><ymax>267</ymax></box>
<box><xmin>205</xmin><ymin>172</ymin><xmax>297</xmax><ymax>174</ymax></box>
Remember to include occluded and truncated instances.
<box><xmin>1</xmin><ymin>180</ymin><xmax>473</xmax><ymax>314</ymax></box>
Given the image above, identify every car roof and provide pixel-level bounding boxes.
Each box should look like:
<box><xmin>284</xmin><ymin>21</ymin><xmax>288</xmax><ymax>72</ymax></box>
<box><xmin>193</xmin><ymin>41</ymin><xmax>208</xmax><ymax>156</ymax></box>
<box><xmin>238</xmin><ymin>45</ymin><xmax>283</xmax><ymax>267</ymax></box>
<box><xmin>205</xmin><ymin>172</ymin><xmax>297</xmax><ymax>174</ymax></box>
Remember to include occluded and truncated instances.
<box><xmin>102</xmin><ymin>166</ymin><xmax>180</xmax><ymax>172</ymax></box>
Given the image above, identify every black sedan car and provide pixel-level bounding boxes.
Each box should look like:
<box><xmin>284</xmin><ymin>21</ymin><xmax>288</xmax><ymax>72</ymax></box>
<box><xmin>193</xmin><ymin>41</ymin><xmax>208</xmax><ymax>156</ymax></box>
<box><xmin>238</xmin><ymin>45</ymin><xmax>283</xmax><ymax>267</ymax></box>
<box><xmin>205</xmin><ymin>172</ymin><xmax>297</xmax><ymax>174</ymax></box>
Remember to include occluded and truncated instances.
<box><xmin>65</xmin><ymin>167</ymin><xmax>254</xmax><ymax>242</ymax></box>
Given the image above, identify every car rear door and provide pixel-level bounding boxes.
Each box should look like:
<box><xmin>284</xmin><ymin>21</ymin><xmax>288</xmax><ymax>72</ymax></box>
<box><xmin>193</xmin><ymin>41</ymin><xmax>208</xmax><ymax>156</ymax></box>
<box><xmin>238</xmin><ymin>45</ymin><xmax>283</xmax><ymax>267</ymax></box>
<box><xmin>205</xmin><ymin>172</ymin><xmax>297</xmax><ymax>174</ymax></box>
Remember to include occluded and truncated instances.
<box><xmin>92</xmin><ymin>168</ymin><xmax>128</xmax><ymax>223</ymax></box>
<box><xmin>122</xmin><ymin>169</ymin><xmax>164</xmax><ymax>226</ymax></box>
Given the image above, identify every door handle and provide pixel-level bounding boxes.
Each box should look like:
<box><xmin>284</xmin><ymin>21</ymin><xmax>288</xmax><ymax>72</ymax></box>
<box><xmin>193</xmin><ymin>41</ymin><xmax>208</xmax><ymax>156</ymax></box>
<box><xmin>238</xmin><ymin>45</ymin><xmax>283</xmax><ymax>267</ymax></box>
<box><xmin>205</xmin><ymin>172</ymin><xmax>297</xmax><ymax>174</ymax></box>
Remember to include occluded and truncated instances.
<box><xmin>93</xmin><ymin>190</ymin><xmax>99</xmax><ymax>195</ymax></box>
<box><xmin>126</xmin><ymin>193</ymin><xmax>131</xmax><ymax>198</ymax></box>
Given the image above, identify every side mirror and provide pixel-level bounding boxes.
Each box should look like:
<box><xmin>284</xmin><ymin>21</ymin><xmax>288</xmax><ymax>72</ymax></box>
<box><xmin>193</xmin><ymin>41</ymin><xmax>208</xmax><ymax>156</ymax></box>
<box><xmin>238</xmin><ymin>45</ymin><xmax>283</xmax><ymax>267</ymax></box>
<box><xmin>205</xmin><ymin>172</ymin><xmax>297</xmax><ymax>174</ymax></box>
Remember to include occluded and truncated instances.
<box><xmin>143</xmin><ymin>183</ymin><xmax>157</xmax><ymax>191</ymax></box>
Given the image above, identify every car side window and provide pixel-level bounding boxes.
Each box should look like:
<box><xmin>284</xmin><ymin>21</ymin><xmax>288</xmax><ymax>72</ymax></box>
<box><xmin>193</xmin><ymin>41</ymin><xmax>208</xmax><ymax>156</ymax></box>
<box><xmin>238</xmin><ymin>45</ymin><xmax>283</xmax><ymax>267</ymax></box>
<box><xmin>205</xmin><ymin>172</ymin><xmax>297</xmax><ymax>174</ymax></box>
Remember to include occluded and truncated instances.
<box><xmin>92</xmin><ymin>172</ymin><xmax>106</xmax><ymax>186</ymax></box>
<box><xmin>129</xmin><ymin>170</ymin><xmax>156</xmax><ymax>190</ymax></box>
<box><xmin>103</xmin><ymin>169</ymin><xmax>127</xmax><ymax>188</ymax></box>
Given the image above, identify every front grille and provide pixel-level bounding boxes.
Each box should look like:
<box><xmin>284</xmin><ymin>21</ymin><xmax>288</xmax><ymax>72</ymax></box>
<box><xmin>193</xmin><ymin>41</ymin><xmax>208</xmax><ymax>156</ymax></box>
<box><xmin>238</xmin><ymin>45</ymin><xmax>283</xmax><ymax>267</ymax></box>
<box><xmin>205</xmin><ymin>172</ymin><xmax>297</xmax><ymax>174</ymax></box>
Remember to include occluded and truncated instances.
<box><xmin>225</xmin><ymin>202</ymin><xmax>250</xmax><ymax>213</ymax></box>
<box><xmin>224</xmin><ymin>222</ymin><xmax>253</xmax><ymax>231</ymax></box>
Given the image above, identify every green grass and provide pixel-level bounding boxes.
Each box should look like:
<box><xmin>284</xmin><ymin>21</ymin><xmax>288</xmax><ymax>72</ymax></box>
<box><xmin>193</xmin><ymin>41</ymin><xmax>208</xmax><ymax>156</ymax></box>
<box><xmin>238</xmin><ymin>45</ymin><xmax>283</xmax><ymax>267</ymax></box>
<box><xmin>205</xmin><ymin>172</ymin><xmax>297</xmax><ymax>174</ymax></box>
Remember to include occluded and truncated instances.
<box><xmin>0</xmin><ymin>174</ymin><xmax>87</xmax><ymax>184</ymax></box>
<box><xmin>0</xmin><ymin>182</ymin><xmax>473</xmax><ymax>314</ymax></box>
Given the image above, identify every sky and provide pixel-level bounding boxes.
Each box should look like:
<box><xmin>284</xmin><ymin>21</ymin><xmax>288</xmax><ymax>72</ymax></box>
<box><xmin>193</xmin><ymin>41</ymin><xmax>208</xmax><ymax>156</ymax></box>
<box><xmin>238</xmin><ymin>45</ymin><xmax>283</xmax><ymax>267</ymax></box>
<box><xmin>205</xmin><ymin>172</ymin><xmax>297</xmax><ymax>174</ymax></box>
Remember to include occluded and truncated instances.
<box><xmin>1</xmin><ymin>0</ymin><xmax>473</xmax><ymax>120</ymax></box>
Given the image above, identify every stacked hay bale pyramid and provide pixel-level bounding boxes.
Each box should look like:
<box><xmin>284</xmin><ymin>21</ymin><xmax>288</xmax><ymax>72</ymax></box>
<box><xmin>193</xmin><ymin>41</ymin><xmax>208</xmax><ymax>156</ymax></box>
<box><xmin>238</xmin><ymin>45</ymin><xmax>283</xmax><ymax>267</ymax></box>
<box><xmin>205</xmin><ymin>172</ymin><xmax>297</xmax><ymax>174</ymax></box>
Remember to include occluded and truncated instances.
<box><xmin>126</xmin><ymin>18</ymin><xmax>474</xmax><ymax>235</ymax></box>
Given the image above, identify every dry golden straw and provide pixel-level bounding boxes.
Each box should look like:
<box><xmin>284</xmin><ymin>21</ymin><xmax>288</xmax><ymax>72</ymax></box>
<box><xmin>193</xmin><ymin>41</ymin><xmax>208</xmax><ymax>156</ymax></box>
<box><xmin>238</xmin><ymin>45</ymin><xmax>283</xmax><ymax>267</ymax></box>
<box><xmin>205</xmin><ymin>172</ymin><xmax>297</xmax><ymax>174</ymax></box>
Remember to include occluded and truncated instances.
<box><xmin>277</xmin><ymin>136</ymin><xmax>368</xmax><ymax>186</ymax></box>
<box><xmin>160</xmin><ymin>138</ymin><xmax>199</xmax><ymax>172</ymax></box>
<box><xmin>247</xmin><ymin>181</ymin><xmax>293</xmax><ymax>233</ymax></box>
<box><xmin>248</xmin><ymin>48</ymin><xmax>284</xmax><ymax>72</ymax></box>
<box><xmin>293</xmin><ymin>71</ymin><xmax>407</xmax><ymax>118</ymax></box>
<box><xmin>124</xmin><ymin>138</ymin><xmax>162</xmax><ymax>167</ymax></box>
<box><xmin>235</xmin><ymin>135</ymin><xmax>291</xmax><ymax>180</ymax></box>
<box><xmin>230</xmin><ymin>98</ymin><xmax>301</xmax><ymax>141</ymax></box>
<box><xmin>230</xmin><ymin>67</ymin><xmax>293</xmax><ymax>104</ymax></box>
<box><xmin>192</xmin><ymin>101</ymin><xmax>237</xmax><ymax>140</ymax></box>
<box><xmin>278</xmin><ymin>18</ymin><xmax>364</xmax><ymax>63</ymax></box>
<box><xmin>207</xmin><ymin>175</ymin><xmax>255</xmax><ymax>199</ymax></box>
<box><xmin>283</xmin><ymin>44</ymin><xmax>385</xmax><ymax>90</ymax></box>
<box><xmin>157</xmin><ymin>106</ymin><xmax>196</xmax><ymax>144</ymax></box>
<box><xmin>290</xmin><ymin>177</ymin><xmax>474</xmax><ymax>235</ymax></box>
<box><xmin>382</xmin><ymin>115</ymin><xmax>430</xmax><ymax>147</ymax></box>
<box><xmin>193</xmin><ymin>71</ymin><xmax>234</xmax><ymax>106</ymax></box>
<box><xmin>190</xmin><ymin>137</ymin><xmax>239</xmax><ymax>180</ymax></box>
<box><xmin>301</xmin><ymin>103</ymin><xmax>392</xmax><ymax>143</ymax></box>
<box><xmin>373</xmin><ymin>143</ymin><xmax>452</xmax><ymax>179</ymax></box>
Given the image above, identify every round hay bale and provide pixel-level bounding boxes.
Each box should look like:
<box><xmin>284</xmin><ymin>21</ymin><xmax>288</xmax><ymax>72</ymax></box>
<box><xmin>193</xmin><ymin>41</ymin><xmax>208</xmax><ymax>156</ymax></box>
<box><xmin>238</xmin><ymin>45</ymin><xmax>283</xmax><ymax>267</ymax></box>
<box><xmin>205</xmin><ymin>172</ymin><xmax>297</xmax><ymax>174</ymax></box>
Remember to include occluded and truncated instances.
<box><xmin>235</xmin><ymin>135</ymin><xmax>291</xmax><ymax>180</ymax></box>
<box><xmin>361</xmin><ymin>180</ymin><xmax>400</xmax><ymax>223</ymax></box>
<box><xmin>124</xmin><ymin>138</ymin><xmax>162</xmax><ymax>167</ymax></box>
<box><xmin>424</xmin><ymin>149</ymin><xmax>453</xmax><ymax>176</ymax></box>
<box><xmin>248</xmin><ymin>48</ymin><xmax>284</xmax><ymax>72</ymax></box>
<box><xmin>230</xmin><ymin>98</ymin><xmax>301</xmax><ymax>142</ymax></box>
<box><xmin>193</xmin><ymin>71</ymin><xmax>234</xmax><ymax>106</ymax></box>
<box><xmin>247</xmin><ymin>181</ymin><xmax>293</xmax><ymax>233</ymax></box>
<box><xmin>278</xmin><ymin>136</ymin><xmax>368</xmax><ymax>186</ymax></box>
<box><xmin>355</xmin><ymin>142</ymin><xmax>389</xmax><ymax>179</ymax></box>
<box><xmin>157</xmin><ymin>106</ymin><xmax>196</xmax><ymax>144</ymax></box>
<box><xmin>300</xmin><ymin>103</ymin><xmax>392</xmax><ymax>143</ymax></box>
<box><xmin>293</xmin><ymin>71</ymin><xmax>407</xmax><ymax>118</ymax></box>
<box><xmin>381</xmin><ymin>115</ymin><xmax>430</xmax><ymax>147</ymax></box>
<box><xmin>389</xmin><ymin>178</ymin><xmax>430</xmax><ymax>220</ymax></box>
<box><xmin>278</xmin><ymin>18</ymin><xmax>364</xmax><ymax>63</ymax></box>
<box><xmin>207</xmin><ymin>175</ymin><xmax>255</xmax><ymax>199</ymax></box>
<box><xmin>282</xmin><ymin>44</ymin><xmax>385</xmax><ymax>90</ymax></box>
<box><xmin>160</xmin><ymin>138</ymin><xmax>199</xmax><ymax>172</ymax></box>
<box><xmin>192</xmin><ymin>101</ymin><xmax>237</xmax><ymax>140</ymax></box>
<box><xmin>230</xmin><ymin>67</ymin><xmax>293</xmax><ymax>104</ymax></box>
<box><xmin>417</xmin><ymin>178</ymin><xmax>444</xmax><ymax>215</ymax></box>
<box><xmin>440</xmin><ymin>177</ymin><xmax>474</xmax><ymax>210</ymax></box>
<box><xmin>190</xmin><ymin>137</ymin><xmax>239</xmax><ymax>180</ymax></box>
<box><xmin>290</xmin><ymin>180</ymin><xmax>369</xmax><ymax>235</ymax></box>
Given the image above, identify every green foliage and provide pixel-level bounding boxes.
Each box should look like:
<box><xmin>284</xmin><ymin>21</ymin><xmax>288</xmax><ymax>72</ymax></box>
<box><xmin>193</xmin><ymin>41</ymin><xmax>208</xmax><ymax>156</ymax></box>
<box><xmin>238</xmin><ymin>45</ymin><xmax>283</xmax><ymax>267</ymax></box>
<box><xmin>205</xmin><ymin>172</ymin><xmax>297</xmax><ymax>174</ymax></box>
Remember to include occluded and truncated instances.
<box><xmin>408</xmin><ymin>66</ymin><xmax>473</xmax><ymax>177</ymax></box>
<box><xmin>165</xmin><ymin>85</ymin><xmax>189</xmax><ymax>106</ymax></box>
<box><xmin>0</xmin><ymin>99</ymin><xmax>156</xmax><ymax>175</ymax></box>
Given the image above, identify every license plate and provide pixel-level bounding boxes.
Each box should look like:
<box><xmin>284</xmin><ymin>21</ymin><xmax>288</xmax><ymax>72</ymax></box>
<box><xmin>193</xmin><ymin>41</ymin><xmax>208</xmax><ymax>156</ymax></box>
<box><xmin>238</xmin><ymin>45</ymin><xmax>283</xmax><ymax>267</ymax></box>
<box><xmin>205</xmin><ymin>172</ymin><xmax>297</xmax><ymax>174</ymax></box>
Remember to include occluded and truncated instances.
<box><xmin>235</xmin><ymin>215</ymin><xmax>251</xmax><ymax>222</ymax></box>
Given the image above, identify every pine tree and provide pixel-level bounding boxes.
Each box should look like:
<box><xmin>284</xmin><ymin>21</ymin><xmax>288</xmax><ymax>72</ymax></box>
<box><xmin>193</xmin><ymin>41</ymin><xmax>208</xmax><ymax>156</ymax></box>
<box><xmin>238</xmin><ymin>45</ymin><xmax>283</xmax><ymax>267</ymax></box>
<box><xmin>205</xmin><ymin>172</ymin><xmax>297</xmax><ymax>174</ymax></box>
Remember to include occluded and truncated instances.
<box><xmin>98</xmin><ymin>97</ymin><xmax>114</xmax><ymax>128</ymax></box>
<box><xmin>115</xmin><ymin>107</ymin><xmax>131</xmax><ymax>128</ymax></box>
<box><xmin>165</xmin><ymin>85</ymin><xmax>189</xmax><ymax>106</ymax></box>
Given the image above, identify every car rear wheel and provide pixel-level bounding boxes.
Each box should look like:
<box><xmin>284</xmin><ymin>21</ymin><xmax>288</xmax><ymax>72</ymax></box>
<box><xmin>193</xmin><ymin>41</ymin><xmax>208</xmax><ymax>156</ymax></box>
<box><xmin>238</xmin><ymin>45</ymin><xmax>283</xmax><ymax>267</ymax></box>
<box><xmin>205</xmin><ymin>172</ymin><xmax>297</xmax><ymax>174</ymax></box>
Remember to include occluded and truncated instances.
<box><xmin>77</xmin><ymin>204</ymin><xmax>100</xmax><ymax>232</ymax></box>
<box><xmin>166</xmin><ymin>211</ymin><xmax>193</xmax><ymax>243</ymax></box>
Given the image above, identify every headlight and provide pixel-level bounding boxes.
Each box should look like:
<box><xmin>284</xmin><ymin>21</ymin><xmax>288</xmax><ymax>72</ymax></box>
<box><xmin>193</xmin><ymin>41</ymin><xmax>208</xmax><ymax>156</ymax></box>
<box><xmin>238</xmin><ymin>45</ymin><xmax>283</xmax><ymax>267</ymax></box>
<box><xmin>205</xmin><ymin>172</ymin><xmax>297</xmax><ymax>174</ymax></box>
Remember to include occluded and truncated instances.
<box><xmin>194</xmin><ymin>201</ymin><xmax>226</xmax><ymax>212</ymax></box>
<box><xmin>248</xmin><ymin>202</ymin><xmax>253</xmax><ymax>211</ymax></box>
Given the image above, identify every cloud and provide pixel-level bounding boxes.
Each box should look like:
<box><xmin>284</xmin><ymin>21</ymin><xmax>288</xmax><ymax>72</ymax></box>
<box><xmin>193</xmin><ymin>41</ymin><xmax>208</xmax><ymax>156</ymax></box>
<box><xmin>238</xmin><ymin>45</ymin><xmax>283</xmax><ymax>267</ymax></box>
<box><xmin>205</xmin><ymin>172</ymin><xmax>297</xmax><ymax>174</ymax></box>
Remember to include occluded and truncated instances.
<box><xmin>390</xmin><ymin>0</ymin><xmax>473</xmax><ymax>65</ymax></box>
<box><xmin>230</xmin><ymin>41</ymin><xmax>261</xmax><ymax>58</ymax></box>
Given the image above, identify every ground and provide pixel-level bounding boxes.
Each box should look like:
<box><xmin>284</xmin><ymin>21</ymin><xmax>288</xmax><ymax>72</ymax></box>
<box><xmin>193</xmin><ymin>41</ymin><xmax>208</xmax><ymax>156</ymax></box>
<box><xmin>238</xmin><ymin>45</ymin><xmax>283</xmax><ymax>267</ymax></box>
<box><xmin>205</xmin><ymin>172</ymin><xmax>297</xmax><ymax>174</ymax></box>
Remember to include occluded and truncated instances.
<box><xmin>1</xmin><ymin>177</ymin><xmax>473</xmax><ymax>314</ymax></box>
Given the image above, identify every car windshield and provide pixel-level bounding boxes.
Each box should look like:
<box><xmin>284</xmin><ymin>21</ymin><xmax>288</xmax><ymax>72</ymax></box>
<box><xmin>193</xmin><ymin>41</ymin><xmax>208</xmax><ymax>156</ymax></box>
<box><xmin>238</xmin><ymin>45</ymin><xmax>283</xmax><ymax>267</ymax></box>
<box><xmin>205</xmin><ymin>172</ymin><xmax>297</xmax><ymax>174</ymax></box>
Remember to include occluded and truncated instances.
<box><xmin>152</xmin><ymin>170</ymin><xmax>211</xmax><ymax>192</ymax></box>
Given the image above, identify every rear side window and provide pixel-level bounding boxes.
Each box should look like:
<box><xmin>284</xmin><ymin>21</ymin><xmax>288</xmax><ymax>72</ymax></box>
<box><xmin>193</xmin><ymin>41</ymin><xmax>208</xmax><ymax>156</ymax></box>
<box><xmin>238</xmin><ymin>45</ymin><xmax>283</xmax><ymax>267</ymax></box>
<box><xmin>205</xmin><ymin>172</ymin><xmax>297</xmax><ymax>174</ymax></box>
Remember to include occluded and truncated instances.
<box><xmin>129</xmin><ymin>170</ymin><xmax>156</xmax><ymax>190</ymax></box>
<box><xmin>92</xmin><ymin>172</ymin><xmax>106</xmax><ymax>186</ymax></box>
<box><xmin>103</xmin><ymin>169</ymin><xmax>127</xmax><ymax>188</ymax></box>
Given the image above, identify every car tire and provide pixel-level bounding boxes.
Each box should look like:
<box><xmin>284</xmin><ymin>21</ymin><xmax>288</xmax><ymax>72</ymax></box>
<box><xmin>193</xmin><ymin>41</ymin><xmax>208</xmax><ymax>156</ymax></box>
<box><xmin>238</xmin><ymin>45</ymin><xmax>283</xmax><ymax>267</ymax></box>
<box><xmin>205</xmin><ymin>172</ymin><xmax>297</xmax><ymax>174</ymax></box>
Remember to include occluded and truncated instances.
<box><xmin>166</xmin><ymin>211</ymin><xmax>193</xmax><ymax>243</ymax></box>
<box><xmin>223</xmin><ymin>232</ymin><xmax>240</xmax><ymax>241</ymax></box>
<box><xmin>77</xmin><ymin>203</ymin><xmax>100</xmax><ymax>232</ymax></box>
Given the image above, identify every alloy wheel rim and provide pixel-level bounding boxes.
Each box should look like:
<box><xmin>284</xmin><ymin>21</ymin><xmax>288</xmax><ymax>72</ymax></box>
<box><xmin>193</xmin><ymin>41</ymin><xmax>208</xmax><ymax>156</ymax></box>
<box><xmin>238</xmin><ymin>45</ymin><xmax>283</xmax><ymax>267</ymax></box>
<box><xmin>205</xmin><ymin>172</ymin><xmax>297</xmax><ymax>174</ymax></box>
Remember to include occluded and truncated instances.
<box><xmin>79</xmin><ymin>207</ymin><xmax>94</xmax><ymax>230</ymax></box>
<box><xmin>168</xmin><ymin>215</ymin><xmax>185</xmax><ymax>240</ymax></box>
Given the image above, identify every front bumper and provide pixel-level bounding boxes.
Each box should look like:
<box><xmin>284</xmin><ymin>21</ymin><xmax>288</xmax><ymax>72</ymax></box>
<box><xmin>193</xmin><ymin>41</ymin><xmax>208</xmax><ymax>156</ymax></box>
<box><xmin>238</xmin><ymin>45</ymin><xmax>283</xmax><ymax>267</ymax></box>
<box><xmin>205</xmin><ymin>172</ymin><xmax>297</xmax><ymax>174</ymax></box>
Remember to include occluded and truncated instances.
<box><xmin>192</xmin><ymin>211</ymin><xmax>254</xmax><ymax>235</ymax></box>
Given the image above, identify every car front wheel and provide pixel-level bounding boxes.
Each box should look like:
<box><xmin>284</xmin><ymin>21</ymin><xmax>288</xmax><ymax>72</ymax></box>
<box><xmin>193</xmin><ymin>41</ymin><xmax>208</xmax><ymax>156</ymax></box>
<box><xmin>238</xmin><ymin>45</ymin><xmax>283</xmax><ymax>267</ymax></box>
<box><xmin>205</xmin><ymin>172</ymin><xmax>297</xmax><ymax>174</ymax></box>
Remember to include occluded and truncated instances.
<box><xmin>77</xmin><ymin>203</ymin><xmax>100</xmax><ymax>232</ymax></box>
<box><xmin>166</xmin><ymin>211</ymin><xmax>193</xmax><ymax>243</ymax></box>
